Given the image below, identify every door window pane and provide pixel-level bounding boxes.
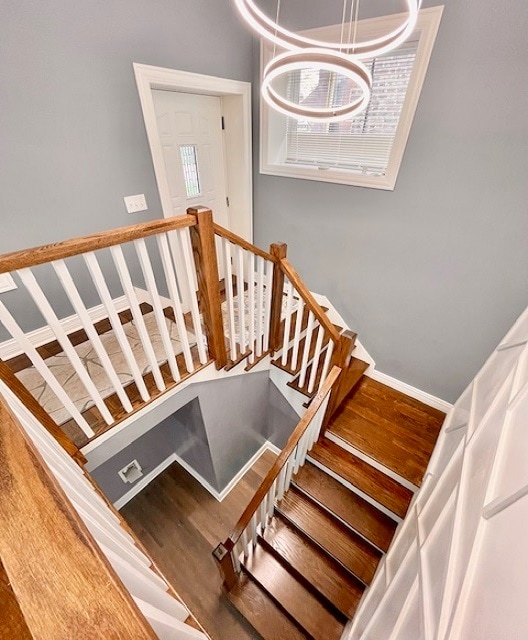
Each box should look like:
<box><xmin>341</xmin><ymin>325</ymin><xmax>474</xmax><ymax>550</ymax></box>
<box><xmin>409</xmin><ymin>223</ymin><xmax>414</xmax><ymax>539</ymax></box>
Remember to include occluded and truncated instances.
<box><xmin>179</xmin><ymin>145</ymin><xmax>201</xmax><ymax>198</ymax></box>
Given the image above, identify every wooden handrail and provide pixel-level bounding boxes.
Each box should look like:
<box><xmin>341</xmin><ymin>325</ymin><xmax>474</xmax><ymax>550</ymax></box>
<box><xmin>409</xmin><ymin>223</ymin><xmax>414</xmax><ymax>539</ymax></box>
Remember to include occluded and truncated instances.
<box><xmin>0</xmin><ymin>398</ymin><xmax>157</xmax><ymax>639</ymax></box>
<box><xmin>213</xmin><ymin>223</ymin><xmax>275</xmax><ymax>262</ymax></box>
<box><xmin>227</xmin><ymin>365</ymin><xmax>341</xmax><ymax>546</ymax></box>
<box><xmin>0</xmin><ymin>360</ymin><xmax>86</xmax><ymax>464</ymax></box>
<box><xmin>279</xmin><ymin>258</ymin><xmax>341</xmax><ymax>344</ymax></box>
<box><xmin>0</xmin><ymin>214</ymin><xmax>196</xmax><ymax>273</ymax></box>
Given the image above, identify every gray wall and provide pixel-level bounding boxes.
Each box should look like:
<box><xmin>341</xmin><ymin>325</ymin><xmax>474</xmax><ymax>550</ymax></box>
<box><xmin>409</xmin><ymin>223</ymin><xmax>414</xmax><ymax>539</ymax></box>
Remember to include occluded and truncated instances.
<box><xmin>253</xmin><ymin>0</ymin><xmax>528</xmax><ymax>402</ymax></box>
<box><xmin>91</xmin><ymin>374</ymin><xmax>299</xmax><ymax>503</ymax></box>
<box><xmin>3</xmin><ymin>0</ymin><xmax>527</xmax><ymax>403</ymax></box>
<box><xmin>0</xmin><ymin>0</ymin><xmax>253</xmax><ymax>335</ymax></box>
<box><xmin>0</xmin><ymin>0</ymin><xmax>252</xmax><ymax>250</ymax></box>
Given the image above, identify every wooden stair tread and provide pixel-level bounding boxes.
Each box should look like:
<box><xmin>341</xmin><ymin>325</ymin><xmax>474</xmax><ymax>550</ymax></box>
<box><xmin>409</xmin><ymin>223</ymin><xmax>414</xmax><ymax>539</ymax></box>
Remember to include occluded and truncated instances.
<box><xmin>309</xmin><ymin>439</ymin><xmax>413</xmax><ymax>519</ymax></box>
<box><xmin>243</xmin><ymin>543</ymin><xmax>344</xmax><ymax>640</ymax></box>
<box><xmin>228</xmin><ymin>573</ymin><xmax>309</xmax><ymax>640</ymax></box>
<box><xmin>292</xmin><ymin>462</ymin><xmax>397</xmax><ymax>552</ymax></box>
<box><xmin>276</xmin><ymin>487</ymin><xmax>381</xmax><ymax>585</ymax></box>
<box><xmin>328</xmin><ymin>377</ymin><xmax>444</xmax><ymax>487</ymax></box>
<box><xmin>260</xmin><ymin>515</ymin><xmax>365</xmax><ymax>619</ymax></box>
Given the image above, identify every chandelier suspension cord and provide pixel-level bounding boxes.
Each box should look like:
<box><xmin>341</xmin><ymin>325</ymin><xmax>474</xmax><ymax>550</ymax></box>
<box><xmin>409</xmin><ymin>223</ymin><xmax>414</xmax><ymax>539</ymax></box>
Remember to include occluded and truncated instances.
<box><xmin>339</xmin><ymin>0</ymin><xmax>349</xmax><ymax>52</ymax></box>
<box><xmin>272</xmin><ymin>0</ymin><xmax>282</xmax><ymax>58</ymax></box>
<box><xmin>347</xmin><ymin>0</ymin><xmax>361</xmax><ymax>51</ymax></box>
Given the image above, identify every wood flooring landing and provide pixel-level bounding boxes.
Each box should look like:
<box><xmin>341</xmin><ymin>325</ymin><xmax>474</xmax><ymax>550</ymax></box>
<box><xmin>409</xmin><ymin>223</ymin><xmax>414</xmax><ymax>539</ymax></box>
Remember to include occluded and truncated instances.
<box><xmin>122</xmin><ymin>449</ymin><xmax>278</xmax><ymax>640</ymax></box>
<box><xmin>327</xmin><ymin>377</ymin><xmax>445</xmax><ymax>487</ymax></box>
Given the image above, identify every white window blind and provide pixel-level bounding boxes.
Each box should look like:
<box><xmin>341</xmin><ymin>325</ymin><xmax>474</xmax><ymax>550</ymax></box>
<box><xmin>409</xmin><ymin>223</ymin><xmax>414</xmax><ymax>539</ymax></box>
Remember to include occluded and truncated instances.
<box><xmin>285</xmin><ymin>42</ymin><xmax>418</xmax><ymax>176</ymax></box>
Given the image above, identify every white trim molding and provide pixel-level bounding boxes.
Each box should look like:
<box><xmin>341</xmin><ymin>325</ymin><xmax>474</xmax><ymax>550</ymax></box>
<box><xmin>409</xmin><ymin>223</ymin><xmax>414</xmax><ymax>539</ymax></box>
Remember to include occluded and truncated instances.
<box><xmin>113</xmin><ymin>441</ymin><xmax>280</xmax><ymax>510</ymax></box>
<box><xmin>366</xmin><ymin>368</ymin><xmax>453</xmax><ymax>413</ymax></box>
<box><xmin>133</xmin><ymin>63</ymin><xmax>253</xmax><ymax>241</ymax></box>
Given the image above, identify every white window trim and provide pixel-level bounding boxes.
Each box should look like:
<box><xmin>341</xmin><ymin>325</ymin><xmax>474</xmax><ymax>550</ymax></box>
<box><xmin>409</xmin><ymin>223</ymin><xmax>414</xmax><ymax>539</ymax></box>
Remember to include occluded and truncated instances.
<box><xmin>259</xmin><ymin>6</ymin><xmax>444</xmax><ymax>191</ymax></box>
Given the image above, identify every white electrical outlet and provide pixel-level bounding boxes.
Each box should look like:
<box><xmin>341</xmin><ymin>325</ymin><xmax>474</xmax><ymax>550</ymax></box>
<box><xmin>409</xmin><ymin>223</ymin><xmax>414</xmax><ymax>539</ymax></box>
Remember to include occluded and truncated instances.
<box><xmin>118</xmin><ymin>460</ymin><xmax>143</xmax><ymax>484</ymax></box>
<box><xmin>124</xmin><ymin>194</ymin><xmax>148</xmax><ymax>214</ymax></box>
<box><xmin>0</xmin><ymin>273</ymin><xmax>17</xmax><ymax>293</ymax></box>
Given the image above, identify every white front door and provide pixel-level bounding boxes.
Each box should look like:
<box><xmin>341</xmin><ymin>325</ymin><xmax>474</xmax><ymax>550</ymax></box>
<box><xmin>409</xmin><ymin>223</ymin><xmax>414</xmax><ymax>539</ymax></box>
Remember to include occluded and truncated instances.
<box><xmin>152</xmin><ymin>90</ymin><xmax>230</xmax><ymax>228</ymax></box>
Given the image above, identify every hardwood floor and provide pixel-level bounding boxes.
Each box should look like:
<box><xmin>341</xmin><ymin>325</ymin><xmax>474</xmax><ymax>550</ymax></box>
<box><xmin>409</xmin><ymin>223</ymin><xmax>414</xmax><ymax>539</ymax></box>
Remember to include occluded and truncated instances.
<box><xmin>327</xmin><ymin>377</ymin><xmax>445</xmax><ymax>487</ymax></box>
<box><xmin>122</xmin><ymin>449</ymin><xmax>278</xmax><ymax>640</ymax></box>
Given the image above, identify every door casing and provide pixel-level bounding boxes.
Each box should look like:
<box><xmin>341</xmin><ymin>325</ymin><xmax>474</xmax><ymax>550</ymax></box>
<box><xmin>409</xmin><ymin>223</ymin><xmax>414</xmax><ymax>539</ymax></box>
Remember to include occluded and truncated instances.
<box><xmin>134</xmin><ymin>63</ymin><xmax>253</xmax><ymax>241</ymax></box>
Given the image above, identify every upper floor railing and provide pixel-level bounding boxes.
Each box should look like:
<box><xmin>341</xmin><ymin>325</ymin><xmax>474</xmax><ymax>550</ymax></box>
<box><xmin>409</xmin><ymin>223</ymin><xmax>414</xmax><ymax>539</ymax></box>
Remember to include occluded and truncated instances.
<box><xmin>0</xmin><ymin>207</ymin><xmax>357</xmax><ymax>460</ymax></box>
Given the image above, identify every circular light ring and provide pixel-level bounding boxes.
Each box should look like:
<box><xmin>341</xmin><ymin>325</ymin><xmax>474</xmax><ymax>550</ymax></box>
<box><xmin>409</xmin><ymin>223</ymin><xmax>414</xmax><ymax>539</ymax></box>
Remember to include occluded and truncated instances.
<box><xmin>262</xmin><ymin>49</ymin><xmax>372</xmax><ymax>122</ymax></box>
<box><xmin>234</xmin><ymin>0</ymin><xmax>421</xmax><ymax>60</ymax></box>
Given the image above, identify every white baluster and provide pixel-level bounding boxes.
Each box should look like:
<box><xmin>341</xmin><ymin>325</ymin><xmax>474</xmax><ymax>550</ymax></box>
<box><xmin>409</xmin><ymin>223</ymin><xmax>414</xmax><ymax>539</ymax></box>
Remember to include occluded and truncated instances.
<box><xmin>235</xmin><ymin>246</ymin><xmax>247</xmax><ymax>355</ymax></box>
<box><xmin>318</xmin><ymin>339</ymin><xmax>334</xmax><ymax>392</ymax></box>
<box><xmin>260</xmin><ymin>499</ymin><xmax>267</xmax><ymax>533</ymax></box>
<box><xmin>255</xmin><ymin>257</ymin><xmax>265</xmax><ymax>357</ymax></box>
<box><xmin>17</xmin><ymin>268</ymin><xmax>114</xmax><ymax>426</ymax></box>
<box><xmin>290</xmin><ymin>298</ymin><xmax>305</xmax><ymax>371</ymax></box>
<box><xmin>134</xmin><ymin>239</ymin><xmax>180</xmax><ymax>383</ymax></box>
<box><xmin>294</xmin><ymin>432</ymin><xmax>309</xmax><ymax>473</ymax></box>
<box><xmin>307</xmin><ymin>325</ymin><xmax>326</xmax><ymax>393</ymax></box>
<box><xmin>276</xmin><ymin>465</ymin><xmax>288</xmax><ymax>501</ymax></box>
<box><xmin>157</xmin><ymin>234</ymin><xmax>195</xmax><ymax>373</ymax></box>
<box><xmin>232</xmin><ymin>541</ymin><xmax>242</xmax><ymax>573</ymax></box>
<box><xmin>110</xmin><ymin>245</ymin><xmax>166</xmax><ymax>392</ymax></box>
<box><xmin>284</xmin><ymin>450</ymin><xmax>297</xmax><ymax>492</ymax></box>
<box><xmin>298</xmin><ymin>311</ymin><xmax>316</xmax><ymax>389</ymax></box>
<box><xmin>281</xmin><ymin>280</ymin><xmax>294</xmax><ymax>366</ymax></box>
<box><xmin>249</xmin><ymin>512</ymin><xmax>258</xmax><ymax>548</ymax></box>
<box><xmin>178</xmin><ymin>228</ymin><xmax>208</xmax><ymax>365</ymax></box>
<box><xmin>267</xmin><ymin>479</ymin><xmax>277</xmax><ymax>519</ymax></box>
<box><xmin>247</xmin><ymin>252</ymin><xmax>255</xmax><ymax>364</ymax></box>
<box><xmin>0</xmin><ymin>302</ymin><xmax>95</xmax><ymax>437</ymax></box>
<box><xmin>84</xmin><ymin>252</ymin><xmax>150</xmax><ymax>402</ymax></box>
<box><xmin>52</xmin><ymin>260</ymin><xmax>133</xmax><ymax>414</ymax></box>
<box><xmin>223</xmin><ymin>240</ymin><xmax>237</xmax><ymax>361</ymax></box>
<box><xmin>241</xmin><ymin>528</ymin><xmax>250</xmax><ymax>559</ymax></box>
<box><xmin>263</xmin><ymin>260</ymin><xmax>273</xmax><ymax>352</ymax></box>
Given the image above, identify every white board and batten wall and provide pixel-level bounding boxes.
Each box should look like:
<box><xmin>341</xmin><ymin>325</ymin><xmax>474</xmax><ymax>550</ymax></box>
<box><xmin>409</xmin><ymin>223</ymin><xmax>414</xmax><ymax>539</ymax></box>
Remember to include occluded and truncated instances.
<box><xmin>346</xmin><ymin>305</ymin><xmax>528</xmax><ymax>640</ymax></box>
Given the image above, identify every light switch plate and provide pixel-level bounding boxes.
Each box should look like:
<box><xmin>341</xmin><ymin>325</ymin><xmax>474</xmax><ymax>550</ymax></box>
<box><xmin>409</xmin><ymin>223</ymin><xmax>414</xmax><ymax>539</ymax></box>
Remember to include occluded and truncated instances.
<box><xmin>0</xmin><ymin>273</ymin><xmax>17</xmax><ymax>293</ymax></box>
<box><xmin>124</xmin><ymin>194</ymin><xmax>148</xmax><ymax>214</ymax></box>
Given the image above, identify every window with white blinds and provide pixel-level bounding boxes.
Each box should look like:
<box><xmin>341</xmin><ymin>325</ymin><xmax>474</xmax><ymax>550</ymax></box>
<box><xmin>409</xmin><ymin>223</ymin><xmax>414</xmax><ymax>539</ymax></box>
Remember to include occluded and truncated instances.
<box><xmin>285</xmin><ymin>43</ymin><xmax>418</xmax><ymax>176</ymax></box>
<box><xmin>259</xmin><ymin>7</ymin><xmax>443</xmax><ymax>190</ymax></box>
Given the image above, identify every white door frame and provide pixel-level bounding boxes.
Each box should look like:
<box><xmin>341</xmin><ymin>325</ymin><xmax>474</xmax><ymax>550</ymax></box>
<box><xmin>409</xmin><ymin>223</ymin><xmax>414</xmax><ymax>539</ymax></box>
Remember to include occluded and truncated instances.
<box><xmin>134</xmin><ymin>63</ymin><xmax>253</xmax><ymax>241</ymax></box>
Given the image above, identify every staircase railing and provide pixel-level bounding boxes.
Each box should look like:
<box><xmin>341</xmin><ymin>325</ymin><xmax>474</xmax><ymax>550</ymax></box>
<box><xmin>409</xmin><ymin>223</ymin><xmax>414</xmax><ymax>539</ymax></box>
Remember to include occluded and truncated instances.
<box><xmin>0</xmin><ymin>213</ymin><xmax>209</xmax><ymax>449</ymax></box>
<box><xmin>213</xmin><ymin>223</ymin><xmax>275</xmax><ymax>369</ymax></box>
<box><xmin>212</xmin><ymin>365</ymin><xmax>341</xmax><ymax>590</ymax></box>
<box><xmin>0</xmin><ymin>206</ymin><xmax>353</xmax><ymax>454</ymax></box>
<box><xmin>0</xmin><ymin>392</ymin><xmax>159</xmax><ymax>638</ymax></box>
<box><xmin>1</xmin><ymin>380</ymin><xmax>209</xmax><ymax>639</ymax></box>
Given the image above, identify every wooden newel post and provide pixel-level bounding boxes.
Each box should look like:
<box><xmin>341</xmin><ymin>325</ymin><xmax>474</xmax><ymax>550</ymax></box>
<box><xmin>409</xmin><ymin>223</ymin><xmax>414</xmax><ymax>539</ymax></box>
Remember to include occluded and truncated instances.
<box><xmin>269</xmin><ymin>242</ymin><xmax>287</xmax><ymax>353</ymax></box>
<box><xmin>188</xmin><ymin>207</ymin><xmax>227</xmax><ymax>369</ymax></box>
<box><xmin>323</xmin><ymin>330</ymin><xmax>356</xmax><ymax>426</ymax></box>
<box><xmin>212</xmin><ymin>542</ymin><xmax>238</xmax><ymax>591</ymax></box>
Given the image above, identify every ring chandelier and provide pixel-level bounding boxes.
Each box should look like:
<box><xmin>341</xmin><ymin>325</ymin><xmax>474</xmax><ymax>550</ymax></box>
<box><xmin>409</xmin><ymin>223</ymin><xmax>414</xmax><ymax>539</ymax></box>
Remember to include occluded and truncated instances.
<box><xmin>233</xmin><ymin>0</ymin><xmax>422</xmax><ymax>122</ymax></box>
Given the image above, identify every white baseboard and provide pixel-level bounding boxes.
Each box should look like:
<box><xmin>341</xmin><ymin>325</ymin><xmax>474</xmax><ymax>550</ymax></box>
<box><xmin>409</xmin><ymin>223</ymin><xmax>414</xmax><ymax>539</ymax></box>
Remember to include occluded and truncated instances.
<box><xmin>114</xmin><ymin>441</ymin><xmax>279</xmax><ymax>510</ymax></box>
<box><xmin>366</xmin><ymin>369</ymin><xmax>452</xmax><ymax>413</ymax></box>
<box><xmin>114</xmin><ymin>453</ymin><xmax>177</xmax><ymax>510</ymax></box>
<box><xmin>0</xmin><ymin>294</ymin><xmax>130</xmax><ymax>360</ymax></box>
